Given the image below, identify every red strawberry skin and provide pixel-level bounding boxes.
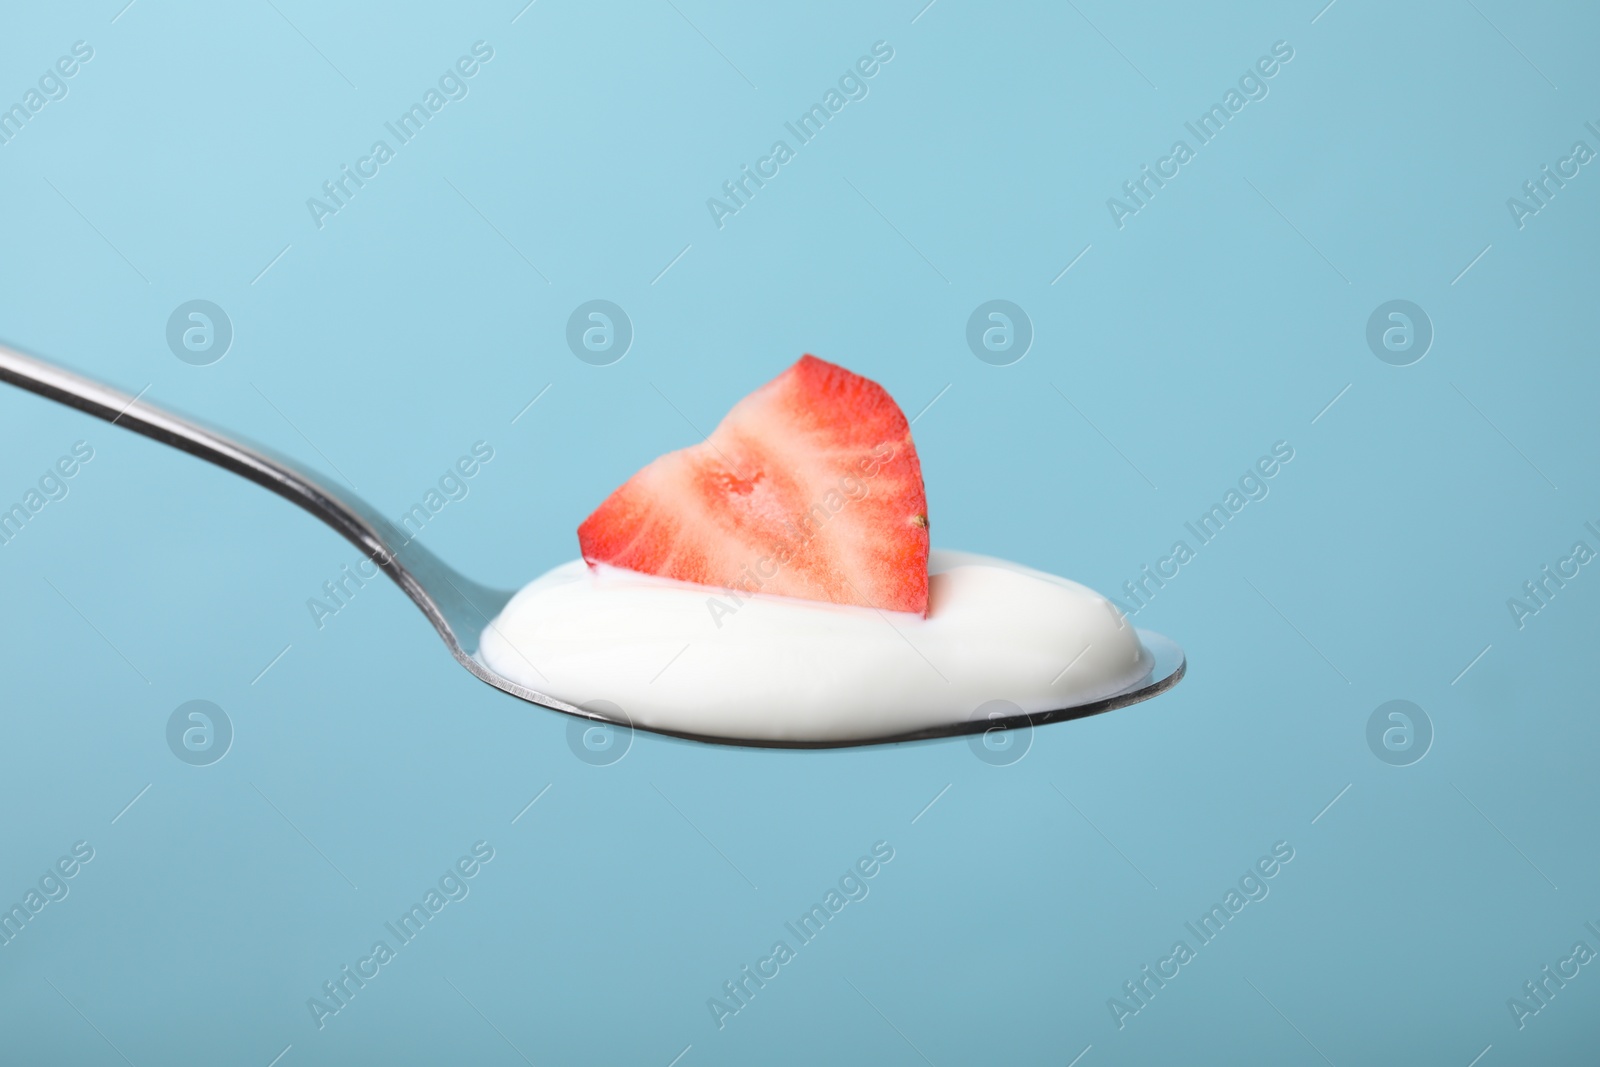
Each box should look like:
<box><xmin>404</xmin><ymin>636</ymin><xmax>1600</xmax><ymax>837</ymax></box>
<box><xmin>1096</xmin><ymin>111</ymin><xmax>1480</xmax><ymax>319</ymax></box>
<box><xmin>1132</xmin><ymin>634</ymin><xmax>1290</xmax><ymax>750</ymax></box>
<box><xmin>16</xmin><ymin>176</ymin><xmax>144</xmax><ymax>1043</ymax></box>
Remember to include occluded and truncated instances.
<box><xmin>578</xmin><ymin>355</ymin><xmax>930</xmax><ymax>614</ymax></box>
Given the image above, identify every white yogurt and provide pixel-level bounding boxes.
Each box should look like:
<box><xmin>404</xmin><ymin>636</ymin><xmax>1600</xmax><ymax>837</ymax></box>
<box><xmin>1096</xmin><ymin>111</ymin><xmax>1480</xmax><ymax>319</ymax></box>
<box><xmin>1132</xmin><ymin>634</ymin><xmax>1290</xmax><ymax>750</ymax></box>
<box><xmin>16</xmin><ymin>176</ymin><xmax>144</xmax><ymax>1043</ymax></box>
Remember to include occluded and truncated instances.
<box><xmin>478</xmin><ymin>549</ymin><xmax>1151</xmax><ymax>743</ymax></box>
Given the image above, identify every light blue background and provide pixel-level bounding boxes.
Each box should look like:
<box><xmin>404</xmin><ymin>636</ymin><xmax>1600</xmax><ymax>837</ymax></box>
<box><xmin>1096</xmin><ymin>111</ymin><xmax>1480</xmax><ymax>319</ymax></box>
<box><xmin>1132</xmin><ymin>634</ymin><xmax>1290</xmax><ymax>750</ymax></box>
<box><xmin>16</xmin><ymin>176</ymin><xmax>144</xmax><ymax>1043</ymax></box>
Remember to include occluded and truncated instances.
<box><xmin>1</xmin><ymin>1</ymin><xmax>1596</xmax><ymax>1063</ymax></box>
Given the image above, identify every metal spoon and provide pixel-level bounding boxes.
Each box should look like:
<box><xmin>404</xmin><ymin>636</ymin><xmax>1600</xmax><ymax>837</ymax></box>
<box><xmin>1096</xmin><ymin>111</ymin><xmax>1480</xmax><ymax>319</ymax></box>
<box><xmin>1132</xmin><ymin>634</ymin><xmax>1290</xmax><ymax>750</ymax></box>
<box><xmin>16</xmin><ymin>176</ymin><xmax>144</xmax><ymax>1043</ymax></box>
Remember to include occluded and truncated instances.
<box><xmin>0</xmin><ymin>344</ymin><xmax>1184</xmax><ymax>748</ymax></box>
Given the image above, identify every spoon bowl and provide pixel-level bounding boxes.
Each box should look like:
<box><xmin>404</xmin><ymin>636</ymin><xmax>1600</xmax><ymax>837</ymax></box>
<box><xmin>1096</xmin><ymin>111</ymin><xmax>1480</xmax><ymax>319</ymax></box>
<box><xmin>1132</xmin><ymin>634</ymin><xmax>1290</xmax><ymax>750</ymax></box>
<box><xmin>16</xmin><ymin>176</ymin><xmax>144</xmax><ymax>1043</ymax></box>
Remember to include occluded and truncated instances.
<box><xmin>0</xmin><ymin>344</ymin><xmax>1184</xmax><ymax>748</ymax></box>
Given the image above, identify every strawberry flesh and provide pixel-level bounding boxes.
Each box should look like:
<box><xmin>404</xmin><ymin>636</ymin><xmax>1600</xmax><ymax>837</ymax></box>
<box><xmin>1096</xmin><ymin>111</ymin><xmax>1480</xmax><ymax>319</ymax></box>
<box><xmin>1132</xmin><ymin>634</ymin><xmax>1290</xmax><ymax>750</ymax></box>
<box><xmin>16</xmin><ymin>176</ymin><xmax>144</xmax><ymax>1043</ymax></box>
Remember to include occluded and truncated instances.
<box><xmin>578</xmin><ymin>355</ymin><xmax>930</xmax><ymax>614</ymax></box>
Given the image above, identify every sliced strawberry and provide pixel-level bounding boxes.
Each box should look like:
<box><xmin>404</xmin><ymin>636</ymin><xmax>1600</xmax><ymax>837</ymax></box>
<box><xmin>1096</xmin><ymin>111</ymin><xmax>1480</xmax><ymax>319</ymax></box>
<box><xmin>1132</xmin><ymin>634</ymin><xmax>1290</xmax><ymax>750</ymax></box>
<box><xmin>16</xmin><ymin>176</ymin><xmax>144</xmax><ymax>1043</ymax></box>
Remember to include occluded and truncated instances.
<box><xmin>578</xmin><ymin>355</ymin><xmax>930</xmax><ymax>613</ymax></box>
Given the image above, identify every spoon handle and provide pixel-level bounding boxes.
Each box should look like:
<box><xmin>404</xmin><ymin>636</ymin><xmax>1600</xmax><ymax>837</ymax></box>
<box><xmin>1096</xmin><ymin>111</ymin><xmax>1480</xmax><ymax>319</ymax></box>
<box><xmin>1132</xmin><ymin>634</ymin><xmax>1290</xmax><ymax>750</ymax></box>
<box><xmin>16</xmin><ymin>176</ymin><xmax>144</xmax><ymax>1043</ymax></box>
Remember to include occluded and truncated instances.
<box><xmin>0</xmin><ymin>342</ymin><xmax>508</xmax><ymax>658</ymax></box>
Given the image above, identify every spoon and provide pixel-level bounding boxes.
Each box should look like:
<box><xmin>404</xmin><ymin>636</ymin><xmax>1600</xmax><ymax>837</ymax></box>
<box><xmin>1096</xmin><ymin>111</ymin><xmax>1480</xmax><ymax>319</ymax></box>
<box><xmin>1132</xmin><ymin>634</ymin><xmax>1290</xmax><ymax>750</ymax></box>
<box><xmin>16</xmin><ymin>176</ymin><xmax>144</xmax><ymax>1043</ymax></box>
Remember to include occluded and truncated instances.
<box><xmin>0</xmin><ymin>344</ymin><xmax>1185</xmax><ymax>748</ymax></box>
